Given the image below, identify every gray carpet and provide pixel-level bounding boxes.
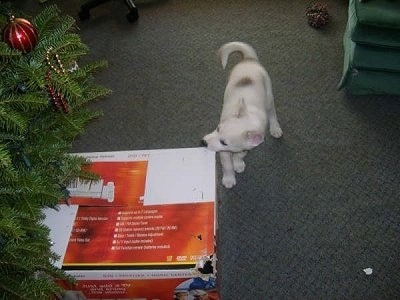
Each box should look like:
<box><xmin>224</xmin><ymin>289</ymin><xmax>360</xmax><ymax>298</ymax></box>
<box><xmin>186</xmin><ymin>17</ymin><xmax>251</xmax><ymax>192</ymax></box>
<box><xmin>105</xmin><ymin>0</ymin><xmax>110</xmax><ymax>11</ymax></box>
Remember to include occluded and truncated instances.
<box><xmin>18</xmin><ymin>0</ymin><xmax>400</xmax><ymax>298</ymax></box>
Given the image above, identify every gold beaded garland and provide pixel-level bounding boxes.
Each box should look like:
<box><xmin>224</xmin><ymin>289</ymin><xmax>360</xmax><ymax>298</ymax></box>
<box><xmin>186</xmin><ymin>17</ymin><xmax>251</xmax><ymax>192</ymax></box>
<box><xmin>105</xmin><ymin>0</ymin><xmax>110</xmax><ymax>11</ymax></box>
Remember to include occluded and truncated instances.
<box><xmin>46</xmin><ymin>47</ymin><xmax>67</xmax><ymax>75</ymax></box>
<box><xmin>45</xmin><ymin>47</ymin><xmax>69</xmax><ymax>113</ymax></box>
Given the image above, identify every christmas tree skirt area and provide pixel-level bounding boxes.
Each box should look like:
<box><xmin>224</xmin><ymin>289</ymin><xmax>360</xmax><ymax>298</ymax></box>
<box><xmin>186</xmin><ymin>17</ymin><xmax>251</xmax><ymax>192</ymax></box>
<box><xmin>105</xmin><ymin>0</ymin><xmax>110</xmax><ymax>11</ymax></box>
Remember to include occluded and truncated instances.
<box><xmin>44</xmin><ymin>147</ymin><xmax>218</xmax><ymax>299</ymax></box>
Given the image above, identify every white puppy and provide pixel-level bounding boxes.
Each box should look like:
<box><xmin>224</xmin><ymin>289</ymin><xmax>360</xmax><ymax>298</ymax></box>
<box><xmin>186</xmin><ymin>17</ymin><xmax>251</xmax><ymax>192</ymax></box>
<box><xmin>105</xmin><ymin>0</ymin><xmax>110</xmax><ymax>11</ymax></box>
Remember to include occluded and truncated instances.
<box><xmin>202</xmin><ymin>42</ymin><xmax>283</xmax><ymax>188</ymax></box>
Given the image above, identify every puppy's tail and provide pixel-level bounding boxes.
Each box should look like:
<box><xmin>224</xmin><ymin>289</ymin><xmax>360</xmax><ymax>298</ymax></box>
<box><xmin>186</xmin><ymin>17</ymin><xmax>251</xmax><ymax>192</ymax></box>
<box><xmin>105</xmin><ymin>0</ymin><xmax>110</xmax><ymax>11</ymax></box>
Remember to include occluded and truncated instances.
<box><xmin>218</xmin><ymin>41</ymin><xmax>258</xmax><ymax>70</ymax></box>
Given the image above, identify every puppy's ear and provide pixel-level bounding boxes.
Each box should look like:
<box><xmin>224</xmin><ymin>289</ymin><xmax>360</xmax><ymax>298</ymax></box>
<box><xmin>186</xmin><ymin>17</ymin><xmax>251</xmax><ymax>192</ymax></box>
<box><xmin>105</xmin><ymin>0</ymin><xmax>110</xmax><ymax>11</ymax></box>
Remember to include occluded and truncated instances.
<box><xmin>246</xmin><ymin>131</ymin><xmax>264</xmax><ymax>147</ymax></box>
<box><xmin>236</xmin><ymin>97</ymin><xmax>247</xmax><ymax>118</ymax></box>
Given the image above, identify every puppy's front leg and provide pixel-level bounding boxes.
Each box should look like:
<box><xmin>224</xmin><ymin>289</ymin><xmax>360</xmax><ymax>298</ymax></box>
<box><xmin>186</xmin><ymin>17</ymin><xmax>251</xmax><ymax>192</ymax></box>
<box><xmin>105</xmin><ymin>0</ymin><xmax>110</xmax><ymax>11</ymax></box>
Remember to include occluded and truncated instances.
<box><xmin>233</xmin><ymin>151</ymin><xmax>247</xmax><ymax>173</ymax></box>
<box><xmin>219</xmin><ymin>151</ymin><xmax>236</xmax><ymax>188</ymax></box>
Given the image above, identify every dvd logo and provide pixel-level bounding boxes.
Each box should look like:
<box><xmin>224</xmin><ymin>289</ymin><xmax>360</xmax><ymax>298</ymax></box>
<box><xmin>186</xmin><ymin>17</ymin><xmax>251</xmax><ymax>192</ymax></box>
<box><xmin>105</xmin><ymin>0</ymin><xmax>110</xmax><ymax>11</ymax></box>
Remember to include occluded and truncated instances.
<box><xmin>176</xmin><ymin>256</ymin><xmax>187</xmax><ymax>261</ymax></box>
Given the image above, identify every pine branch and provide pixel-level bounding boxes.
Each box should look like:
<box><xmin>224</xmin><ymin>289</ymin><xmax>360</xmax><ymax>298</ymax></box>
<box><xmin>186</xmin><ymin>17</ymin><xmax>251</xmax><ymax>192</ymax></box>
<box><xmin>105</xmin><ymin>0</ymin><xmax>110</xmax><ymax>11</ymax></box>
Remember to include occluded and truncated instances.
<box><xmin>71</xmin><ymin>60</ymin><xmax>109</xmax><ymax>80</ymax></box>
<box><xmin>0</xmin><ymin>3</ymin><xmax>110</xmax><ymax>298</ymax></box>
<box><xmin>1</xmin><ymin>93</ymin><xmax>48</xmax><ymax>112</ymax></box>
<box><xmin>0</xmin><ymin>143</ymin><xmax>12</xmax><ymax>168</ymax></box>
<box><xmin>0</xmin><ymin>42</ymin><xmax>21</xmax><ymax>56</ymax></box>
<box><xmin>31</xmin><ymin>4</ymin><xmax>62</xmax><ymax>38</ymax></box>
<box><xmin>0</xmin><ymin>106</ymin><xmax>28</xmax><ymax>133</ymax></box>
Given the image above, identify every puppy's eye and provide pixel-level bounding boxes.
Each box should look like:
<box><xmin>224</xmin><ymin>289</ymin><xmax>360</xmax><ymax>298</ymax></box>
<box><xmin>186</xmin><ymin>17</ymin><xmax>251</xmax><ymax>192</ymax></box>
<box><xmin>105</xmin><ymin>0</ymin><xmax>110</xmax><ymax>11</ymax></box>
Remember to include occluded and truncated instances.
<box><xmin>220</xmin><ymin>140</ymin><xmax>227</xmax><ymax>146</ymax></box>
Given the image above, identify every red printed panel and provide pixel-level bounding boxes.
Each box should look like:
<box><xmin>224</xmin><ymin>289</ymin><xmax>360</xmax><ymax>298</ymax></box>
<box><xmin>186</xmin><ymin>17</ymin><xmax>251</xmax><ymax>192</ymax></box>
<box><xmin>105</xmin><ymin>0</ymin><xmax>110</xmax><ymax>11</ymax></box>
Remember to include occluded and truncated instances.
<box><xmin>63</xmin><ymin>202</ymin><xmax>215</xmax><ymax>266</ymax></box>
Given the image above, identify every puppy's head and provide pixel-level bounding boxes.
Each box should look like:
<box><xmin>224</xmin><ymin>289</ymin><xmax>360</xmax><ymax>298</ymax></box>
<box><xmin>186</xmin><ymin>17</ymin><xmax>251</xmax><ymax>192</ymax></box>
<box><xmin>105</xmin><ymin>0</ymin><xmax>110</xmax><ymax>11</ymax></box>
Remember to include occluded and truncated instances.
<box><xmin>202</xmin><ymin>121</ymin><xmax>264</xmax><ymax>152</ymax></box>
<box><xmin>202</xmin><ymin>99</ymin><xmax>264</xmax><ymax>152</ymax></box>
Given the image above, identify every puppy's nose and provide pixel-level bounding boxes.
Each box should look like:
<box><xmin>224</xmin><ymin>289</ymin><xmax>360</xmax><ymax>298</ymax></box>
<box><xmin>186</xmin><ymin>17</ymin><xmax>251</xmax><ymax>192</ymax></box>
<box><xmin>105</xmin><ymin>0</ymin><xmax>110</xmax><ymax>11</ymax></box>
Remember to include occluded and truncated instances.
<box><xmin>201</xmin><ymin>139</ymin><xmax>208</xmax><ymax>147</ymax></box>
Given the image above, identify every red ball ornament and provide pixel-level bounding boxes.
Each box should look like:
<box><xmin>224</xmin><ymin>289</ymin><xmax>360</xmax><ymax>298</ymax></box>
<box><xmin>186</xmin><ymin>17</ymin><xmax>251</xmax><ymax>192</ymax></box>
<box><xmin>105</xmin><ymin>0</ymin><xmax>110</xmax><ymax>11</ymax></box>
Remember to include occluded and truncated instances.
<box><xmin>2</xmin><ymin>15</ymin><xmax>38</xmax><ymax>53</ymax></box>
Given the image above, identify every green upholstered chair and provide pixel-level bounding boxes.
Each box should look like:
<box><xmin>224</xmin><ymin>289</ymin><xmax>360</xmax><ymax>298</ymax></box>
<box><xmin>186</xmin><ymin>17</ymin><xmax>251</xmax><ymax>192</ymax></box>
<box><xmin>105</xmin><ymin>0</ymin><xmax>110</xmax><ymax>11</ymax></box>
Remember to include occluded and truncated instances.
<box><xmin>338</xmin><ymin>0</ymin><xmax>400</xmax><ymax>95</ymax></box>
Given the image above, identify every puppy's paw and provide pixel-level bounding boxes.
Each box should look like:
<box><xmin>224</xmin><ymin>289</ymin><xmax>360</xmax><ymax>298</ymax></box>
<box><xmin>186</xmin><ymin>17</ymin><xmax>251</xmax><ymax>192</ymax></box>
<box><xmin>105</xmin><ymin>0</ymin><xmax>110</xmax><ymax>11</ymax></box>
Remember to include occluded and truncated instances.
<box><xmin>222</xmin><ymin>175</ymin><xmax>236</xmax><ymax>189</ymax></box>
<box><xmin>233</xmin><ymin>160</ymin><xmax>245</xmax><ymax>173</ymax></box>
<box><xmin>270</xmin><ymin>126</ymin><xmax>283</xmax><ymax>139</ymax></box>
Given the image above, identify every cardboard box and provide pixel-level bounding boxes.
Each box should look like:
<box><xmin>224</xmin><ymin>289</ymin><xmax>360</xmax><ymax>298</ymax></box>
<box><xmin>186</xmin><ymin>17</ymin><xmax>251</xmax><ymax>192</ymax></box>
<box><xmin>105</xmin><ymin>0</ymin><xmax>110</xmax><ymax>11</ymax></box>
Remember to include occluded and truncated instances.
<box><xmin>44</xmin><ymin>148</ymin><xmax>218</xmax><ymax>299</ymax></box>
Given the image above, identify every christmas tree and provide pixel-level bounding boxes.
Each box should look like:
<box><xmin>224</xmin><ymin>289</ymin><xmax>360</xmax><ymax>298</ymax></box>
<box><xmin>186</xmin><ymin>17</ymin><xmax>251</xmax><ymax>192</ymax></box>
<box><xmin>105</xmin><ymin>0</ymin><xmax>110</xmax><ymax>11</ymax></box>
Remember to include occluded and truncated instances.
<box><xmin>0</xmin><ymin>4</ymin><xmax>110</xmax><ymax>299</ymax></box>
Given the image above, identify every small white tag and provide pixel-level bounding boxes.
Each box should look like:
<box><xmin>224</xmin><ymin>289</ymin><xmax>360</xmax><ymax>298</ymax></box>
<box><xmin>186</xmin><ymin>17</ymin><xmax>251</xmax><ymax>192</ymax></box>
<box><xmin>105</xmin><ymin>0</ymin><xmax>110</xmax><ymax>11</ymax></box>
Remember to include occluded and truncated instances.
<box><xmin>363</xmin><ymin>268</ymin><xmax>373</xmax><ymax>275</ymax></box>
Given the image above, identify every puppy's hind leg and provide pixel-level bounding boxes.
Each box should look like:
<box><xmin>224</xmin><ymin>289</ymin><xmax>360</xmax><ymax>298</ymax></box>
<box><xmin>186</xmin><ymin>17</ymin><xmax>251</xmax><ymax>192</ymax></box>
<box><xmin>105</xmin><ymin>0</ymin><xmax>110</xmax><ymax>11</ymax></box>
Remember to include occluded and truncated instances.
<box><xmin>264</xmin><ymin>75</ymin><xmax>283</xmax><ymax>138</ymax></box>
<box><xmin>266</xmin><ymin>93</ymin><xmax>283</xmax><ymax>138</ymax></box>
<box><xmin>233</xmin><ymin>151</ymin><xmax>247</xmax><ymax>173</ymax></box>
<box><xmin>219</xmin><ymin>151</ymin><xmax>236</xmax><ymax>188</ymax></box>
<box><xmin>268</xmin><ymin>108</ymin><xmax>283</xmax><ymax>138</ymax></box>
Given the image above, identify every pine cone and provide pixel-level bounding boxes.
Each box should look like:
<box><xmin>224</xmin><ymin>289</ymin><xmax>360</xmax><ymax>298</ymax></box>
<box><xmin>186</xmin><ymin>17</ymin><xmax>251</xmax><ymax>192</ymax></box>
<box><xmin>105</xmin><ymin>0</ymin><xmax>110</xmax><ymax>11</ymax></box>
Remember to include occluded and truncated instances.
<box><xmin>306</xmin><ymin>2</ymin><xmax>330</xmax><ymax>29</ymax></box>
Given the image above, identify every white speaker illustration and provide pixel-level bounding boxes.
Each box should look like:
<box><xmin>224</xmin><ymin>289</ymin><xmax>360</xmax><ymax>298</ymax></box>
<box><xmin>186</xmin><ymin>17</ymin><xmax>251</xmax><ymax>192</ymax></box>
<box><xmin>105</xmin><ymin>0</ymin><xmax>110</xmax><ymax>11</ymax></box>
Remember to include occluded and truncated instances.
<box><xmin>67</xmin><ymin>179</ymin><xmax>115</xmax><ymax>202</ymax></box>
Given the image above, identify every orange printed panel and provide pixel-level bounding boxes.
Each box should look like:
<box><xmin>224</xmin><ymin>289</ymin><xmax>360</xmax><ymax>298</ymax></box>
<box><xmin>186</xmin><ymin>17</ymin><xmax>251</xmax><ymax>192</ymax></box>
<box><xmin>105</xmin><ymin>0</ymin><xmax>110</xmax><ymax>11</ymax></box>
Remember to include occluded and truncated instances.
<box><xmin>63</xmin><ymin>202</ymin><xmax>215</xmax><ymax>266</ymax></box>
<box><xmin>67</xmin><ymin>161</ymin><xmax>148</xmax><ymax>206</ymax></box>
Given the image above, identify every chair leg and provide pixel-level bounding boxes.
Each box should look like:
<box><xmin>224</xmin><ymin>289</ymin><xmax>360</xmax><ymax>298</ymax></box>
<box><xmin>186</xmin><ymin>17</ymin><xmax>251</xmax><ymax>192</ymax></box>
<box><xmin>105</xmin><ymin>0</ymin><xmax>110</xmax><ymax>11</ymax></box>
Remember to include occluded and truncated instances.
<box><xmin>79</xmin><ymin>0</ymin><xmax>111</xmax><ymax>21</ymax></box>
<box><xmin>125</xmin><ymin>0</ymin><xmax>139</xmax><ymax>23</ymax></box>
<box><xmin>78</xmin><ymin>0</ymin><xmax>139</xmax><ymax>23</ymax></box>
